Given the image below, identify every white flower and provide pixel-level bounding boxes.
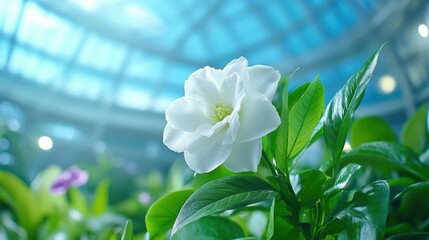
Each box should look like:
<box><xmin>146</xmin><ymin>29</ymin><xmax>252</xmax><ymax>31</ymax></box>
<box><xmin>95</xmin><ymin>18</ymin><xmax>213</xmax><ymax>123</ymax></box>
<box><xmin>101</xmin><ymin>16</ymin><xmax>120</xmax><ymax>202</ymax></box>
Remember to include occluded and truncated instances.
<box><xmin>163</xmin><ymin>57</ymin><xmax>281</xmax><ymax>173</ymax></box>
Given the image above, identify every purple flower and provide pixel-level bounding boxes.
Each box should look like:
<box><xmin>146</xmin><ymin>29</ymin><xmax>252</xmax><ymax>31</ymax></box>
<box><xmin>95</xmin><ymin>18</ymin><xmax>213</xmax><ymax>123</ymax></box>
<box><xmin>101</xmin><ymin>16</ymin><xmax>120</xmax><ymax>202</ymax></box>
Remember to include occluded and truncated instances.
<box><xmin>50</xmin><ymin>166</ymin><xmax>89</xmax><ymax>195</ymax></box>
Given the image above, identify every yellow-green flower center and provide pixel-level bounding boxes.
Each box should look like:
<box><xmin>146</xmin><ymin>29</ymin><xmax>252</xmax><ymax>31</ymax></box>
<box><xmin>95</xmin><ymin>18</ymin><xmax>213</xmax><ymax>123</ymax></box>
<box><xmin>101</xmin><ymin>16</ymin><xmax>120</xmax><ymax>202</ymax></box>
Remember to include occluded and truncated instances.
<box><xmin>214</xmin><ymin>103</ymin><xmax>233</xmax><ymax>122</ymax></box>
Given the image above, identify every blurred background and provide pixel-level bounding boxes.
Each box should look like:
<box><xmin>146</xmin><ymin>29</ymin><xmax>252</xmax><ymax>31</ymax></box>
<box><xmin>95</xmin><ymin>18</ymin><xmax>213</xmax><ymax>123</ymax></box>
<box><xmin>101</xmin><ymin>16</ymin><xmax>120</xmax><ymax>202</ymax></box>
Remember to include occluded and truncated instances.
<box><xmin>0</xmin><ymin>0</ymin><xmax>428</xmax><ymax>209</ymax></box>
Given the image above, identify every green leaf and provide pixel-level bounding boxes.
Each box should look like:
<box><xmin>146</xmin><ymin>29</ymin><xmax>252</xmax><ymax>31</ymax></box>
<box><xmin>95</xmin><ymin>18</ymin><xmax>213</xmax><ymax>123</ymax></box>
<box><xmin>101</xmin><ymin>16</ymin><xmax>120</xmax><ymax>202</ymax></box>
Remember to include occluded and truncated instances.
<box><xmin>275</xmin><ymin>79</ymin><xmax>290</xmax><ymax>172</ymax></box>
<box><xmin>266</xmin><ymin>199</ymin><xmax>275</xmax><ymax>240</ymax></box>
<box><xmin>293</xmin><ymin>169</ymin><xmax>328</xmax><ymax>208</ymax></box>
<box><xmin>341</xmin><ymin>141</ymin><xmax>429</xmax><ymax>181</ymax></box>
<box><xmin>91</xmin><ymin>179</ymin><xmax>110</xmax><ymax>215</ymax></box>
<box><xmin>323</xmin><ymin>45</ymin><xmax>384</xmax><ymax>171</ymax></box>
<box><xmin>288</xmin><ymin>77</ymin><xmax>325</xmax><ymax>161</ymax></box>
<box><xmin>120</xmin><ymin>220</ymin><xmax>133</xmax><ymax>240</ymax></box>
<box><xmin>172</xmin><ymin>175</ymin><xmax>278</xmax><ymax>235</ymax></box>
<box><xmin>69</xmin><ymin>187</ymin><xmax>89</xmax><ymax>215</ymax></box>
<box><xmin>0</xmin><ymin>170</ymin><xmax>41</xmax><ymax>239</ymax></box>
<box><xmin>146</xmin><ymin>189</ymin><xmax>194</xmax><ymax>239</ymax></box>
<box><xmin>324</xmin><ymin>164</ymin><xmax>361</xmax><ymax>198</ymax></box>
<box><xmin>386</xmin><ymin>233</ymin><xmax>429</xmax><ymax>240</ymax></box>
<box><xmin>172</xmin><ymin>216</ymin><xmax>244</xmax><ymax>240</ymax></box>
<box><xmin>350</xmin><ymin>116</ymin><xmax>396</xmax><ymax>147</ymax></box>
<box><xmin>335</xmin><ymin>180</ymin><xmax>389</xmax><ymax>240</ymax></box>
<box><xmin>401</xmin><ymin>104</ymin><xmax>429</xmax><ymax>154</ymax></box>
<box><xmin>393</xmin><ymin>182</ymin><xmax>429</xmax><ymax>224</ymax></box>
<box><xmin>190</xmin><ymin>165</ymin><xmax>234</xmax><ymax>189</ymax></box>
<box><xmin>0</xmin><ymin>212</ymin><xmax>27</xmax><ymax>240</ymax></box>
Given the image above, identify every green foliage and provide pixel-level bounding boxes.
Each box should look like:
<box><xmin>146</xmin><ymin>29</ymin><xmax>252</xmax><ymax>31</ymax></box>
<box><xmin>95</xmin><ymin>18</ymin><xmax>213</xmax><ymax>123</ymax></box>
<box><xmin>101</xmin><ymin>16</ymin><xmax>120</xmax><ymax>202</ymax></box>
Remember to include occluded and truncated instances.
<box><xmin>120</xmin><ymin>220</ymin><xmax>133</xmax><ymax>240</ymax></box>
<box><xmin>324</xmin><ymin>45</ymin><xmax>384</xmax><ymax>174</ymax></box>
<box><xmin>350</xmin><ymin>116</ymin><xmax>397</xmax><ymax>147</ymax></box>
<box><xmin>146</xmin><ymin>189</ymin><xmax>194</xmax><ymax>239</ymax></box>
<box><xmin>172</xmin><ymin>175</ymin><xmax>278</xmax><ymax>236</ymax></box>
<box><xmin>401</xmin><ymin>104</ymin><xmax>429</xmax><ymax>154</ymax></box>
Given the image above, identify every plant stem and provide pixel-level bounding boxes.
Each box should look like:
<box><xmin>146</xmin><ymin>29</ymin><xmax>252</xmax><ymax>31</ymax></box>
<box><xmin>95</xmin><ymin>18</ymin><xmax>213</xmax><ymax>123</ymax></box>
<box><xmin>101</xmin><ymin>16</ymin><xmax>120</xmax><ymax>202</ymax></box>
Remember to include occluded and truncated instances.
<box><xmin>262</xmin><ymin>152</ymin><xmax>278</xmax><ymax>176</ymax></box>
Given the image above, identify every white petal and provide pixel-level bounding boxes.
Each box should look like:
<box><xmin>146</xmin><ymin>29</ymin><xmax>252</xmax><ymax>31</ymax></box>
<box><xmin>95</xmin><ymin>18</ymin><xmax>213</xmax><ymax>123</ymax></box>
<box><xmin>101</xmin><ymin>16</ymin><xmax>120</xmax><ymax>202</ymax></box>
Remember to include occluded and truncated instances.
<box><xmin>185</xmin><ymin>67</ymin><xmax>222</xmax><ymax>111</ymax></box>
<box><xmin>219</xmin><ymin>72</ymin><xmax>245</xmax><ymax>107</ymax></box>
<box><xmin>163</xmin><ymin>124</ymin><xmax>199</xmax><ymax>152</ymax></box>
<box><xmin>236</xmin><ymin>92</ymin><xmax>281</xmax><ymax>143</ymax></box>
<box><xmin>247</xmin><ymin>65</ymin><xmax>281</xmax><ymax>100</ymax></box>
<box><xmin>223</xmin><ymin>139</ymin><xmax>262</xmax><ymax>172</ymax></box>
<box><xmin>223</xmin><ymin>111</ymin><xmax>240</xmax><ymax>144</ymax></box>
<box><xmin>165</xmin><ymin>97</ymin><xmax>213</xmax><ymax>132</ymax></box>
<box><xmin>223</xmin><ymin>57</ymin><xmax>248</xmax><ymax>77</ymax></box>
<box><xmin>185</xmin><ymin>130</ymin><xmax>232</xmax><ymax>173</ymax></box>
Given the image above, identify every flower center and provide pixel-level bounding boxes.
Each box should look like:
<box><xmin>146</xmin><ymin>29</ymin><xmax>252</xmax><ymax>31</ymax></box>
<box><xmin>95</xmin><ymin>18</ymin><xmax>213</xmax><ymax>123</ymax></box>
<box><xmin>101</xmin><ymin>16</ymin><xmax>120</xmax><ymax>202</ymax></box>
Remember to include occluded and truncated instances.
<box><xmin>214</xmin><ymin>103</ymin><xmax>233</xmax><ymax>122</ymax></box>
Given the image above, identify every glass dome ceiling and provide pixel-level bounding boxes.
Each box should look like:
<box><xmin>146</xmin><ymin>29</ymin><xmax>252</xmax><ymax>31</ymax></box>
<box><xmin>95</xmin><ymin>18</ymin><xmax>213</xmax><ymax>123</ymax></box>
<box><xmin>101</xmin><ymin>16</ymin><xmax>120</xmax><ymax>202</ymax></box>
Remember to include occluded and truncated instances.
<box><xmin>0</xmin><ymin>0</ymin><xmax>428</xmax><ymax>173</ymax></box>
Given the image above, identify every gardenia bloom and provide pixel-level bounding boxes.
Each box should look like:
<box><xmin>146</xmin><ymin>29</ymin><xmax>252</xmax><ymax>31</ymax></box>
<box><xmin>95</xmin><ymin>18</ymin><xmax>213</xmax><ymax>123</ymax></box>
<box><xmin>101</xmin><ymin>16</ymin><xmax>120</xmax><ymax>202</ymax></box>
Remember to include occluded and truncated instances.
<box><xmin>163</xmin><ymin>57</ymin><xmax>281</xmax><ymax>173</ymax></box>
<box><xmin>50</xmin><ymin>165</ymin><xmax>89</xmax><ymax>195</ymax></box>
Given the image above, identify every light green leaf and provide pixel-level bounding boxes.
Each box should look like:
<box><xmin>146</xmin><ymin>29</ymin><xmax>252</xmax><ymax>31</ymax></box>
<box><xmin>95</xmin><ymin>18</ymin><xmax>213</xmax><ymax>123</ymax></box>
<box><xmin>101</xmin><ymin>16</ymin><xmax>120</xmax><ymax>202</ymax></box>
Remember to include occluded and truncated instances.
<box><xmin>172</xmin><ymin>216</ymin><xmax>244</xmax><ymax>240</ymax></box>
<box><xmin>401</xmin><ymin>104</ymin><xmax>429</xmax><ymax>154</ymax></box>
<box><xmin>288</xmin><ymin>77</ymin><xmax>324</xmax><ymax>160</ymax></box>
<box><xmin>146</xmin><ymin>190</ymin><xmax>194</xmax><ymax>239</ymax></box>
<box><xmin>266</xmin><ymin>199</ymin><xmax>275</xmax><ymax>240</ymax></box>
<box><xmin>323</xmin><ymin>45</ymin><xmax>384</xmax><ymax>172</ymax></box>
<box><xmin>341</xmin><ymin>141</ymin><xmax>429</xmax><ymax>181</ymax></box>
<box><xmin>0</xmin><ymin>170</ymin><xmax>41</xmax><ymax>238</ymax></box>
<box><xmin>190</xmin><ymin>165</ymin><xmax>234</xmax><ymax>189</ymax></box>
<box><xmin>69</xmin><ymin>187</ymin><xmax>89</xmax><ymax>215</ymax></box>
<box><xmin>335</xmin><ymin>180</ymin><xmax>389</xmax><ymax>240</ymax></box>
<box><xmin>172</xmin><ymin>175</ymin><xmax>278</xmax><ymax>235</ymax></box>
<box><xmin>120</xmin><ymin>220</ymin><xmax>133</xmax><ymax>240</ymax></box>
<box><xmin>91</xmin><ymin>179</ymin><xmax>110</xmax><ymax>215</ymax></box>
<box><xmin>350</xmin><ymin>116</ymin><xmax>396</xmax><ymax>147</ymax></box>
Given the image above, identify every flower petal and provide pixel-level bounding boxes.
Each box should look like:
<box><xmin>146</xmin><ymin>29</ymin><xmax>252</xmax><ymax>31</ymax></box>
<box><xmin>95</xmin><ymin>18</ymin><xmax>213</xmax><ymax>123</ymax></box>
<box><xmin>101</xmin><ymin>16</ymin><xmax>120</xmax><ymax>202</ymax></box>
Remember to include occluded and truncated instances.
<box><xmin>185</xmin><ymin>130</ymin><xmax>232</xmax><ymax>173</ymax></box>
<box><xmin>219</xmin><ymin>72</ymin><xmax>245</xmax><ymax>107</ymax></box>
<box><xmin>223</xmin><ymin>111</ymin><xmax>240</xmax><ymax>144</ymax></box>
<box><xmin>236</xmin><ymin>92</ymin><xmax>281</xmax><ymax>143</ymax></box>
<box><xmin>165</xmin><ymin>97</ymin><xmax>213</xmax><ymax>132</ymax></box>
<box><xmin>223</xmin><ymin>139</ymin><xmax>262</xmax><ymax>172</ymax></box>
<box><xmin>223</xmin><ymin>57</ymin><xmax>248</xmax><ymax>77</ymax></box>
<box><xmin>163</xmin><ymin>123</ymin><xmax>199</xmax><ymax>152</ymax></box>
<box><xmin>185</xmin><ymin>67</ymin><xmax>223</xmax><ymax>111</ymax></box>
<box><xmin>247</xmin><ymin>65</ymin><xmax>281</xmax><ymax>100</ymax></box>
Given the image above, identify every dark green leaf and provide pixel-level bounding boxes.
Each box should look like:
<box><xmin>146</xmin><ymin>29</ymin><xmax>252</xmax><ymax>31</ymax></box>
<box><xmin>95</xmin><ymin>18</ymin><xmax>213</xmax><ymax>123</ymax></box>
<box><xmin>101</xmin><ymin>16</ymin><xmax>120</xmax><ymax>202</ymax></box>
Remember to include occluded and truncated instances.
<box><xmin>0</xmin><ymin>212</ymin><xmax>27</xmax><ymax>240</ymax></box>
<box><xmin>324</xmin><ymin>164</ymin><xmax>361</xmax><ymax>198</ymax></box>
<box><xmin>172</xmin><ymin>175</ymin><xmax>278</xmax><ymax>235</ymax></box>
<box><xmin>293</xmin><ymin>170</ymin><xmax>328</xmax><ymax>207</ymax></box>
<box><xmin>386</xmin><ymin>232</ymin><xmax>429</xmax><ymax>240</ymax></box>
<box><xmin>146</xmin><ymin>189</ymin><xmax>194</xmax><ymax>239</ymax></box>
<box><xmin>393</xmin><ymin>182</ymin><xmax>429</xmax><ymax>224</ymax></box>
<box><xmin>341</xmin><ymin>141</ymin><xmax>429</xmax><ymax>181</ymax></box>
<box><xmin>172</xmin><ymin>216</ymin><xmax>244</xmax><ymax>240</ymax></box>
<box><xmin>275</xmin><ymin>79</ymin><xmax>290</xmax><ymax>172</ymax></box>
<box><xmin>401</xmin><ymin>104</ymin><xmax>429</xmax><ymax>154</ymax></box>
<box><xmin>335</xmin><ymin>180</ymin><xmax>389</xmax><ymax>240</ymax></box>
<box><xmin>350</xmin><ymin>116</ymin><xmax>396</xmax><ymax>147</ymax></box>
<box><xmin>323</xmin><ymin>45</ymin><xmax>384</xmax><ymax>171</ymax></box>
<box><xmin>288</xmin><ymin>77</ymin><xmax>325</xmax><ymax>160</ymax></box>
<box><xmin>120</xmin><ymin>220</ymin><xmax>133</xmax><ymax>240</ymax></box>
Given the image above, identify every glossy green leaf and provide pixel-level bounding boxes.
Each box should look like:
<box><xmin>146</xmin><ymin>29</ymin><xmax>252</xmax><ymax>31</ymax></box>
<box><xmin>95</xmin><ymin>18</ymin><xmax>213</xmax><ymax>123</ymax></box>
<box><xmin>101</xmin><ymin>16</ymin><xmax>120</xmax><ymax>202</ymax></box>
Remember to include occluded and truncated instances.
<box><xmin>288</xmin><ymin>77</ymin><xmax>325</xmax><ymax>160</ymax></box>
<box><xmin>0</xmin><ymin>170</ymin><xmax>41</xmax><ymax>239</ymax></box>
<box><xmin>350</xmin><ymin>116</ymin><xmax>396</xmax><ymax>147</ymax></box>
<box><xmin>275</xmin><ymin>79</ymin><xmax>290</xmax><ymax>172</ymax></box>
<box><xmin>293</xmin><ymin>169</ymin><xmax>328</xmax><ymax>207</ymax></box>
<box><xmin>323</xmin><ymin>45</ymin><xmax>383</xmax><ymax>171</ymax></box>
<box><xmin>172</xmin><ymin>175</ymin><xmax>278</xmax><ymax>235</ymax></box>
<box><xmin>341</xmin><ymin>141</ymin><xmax>429</xmax><ymax>181</ymax></box>
<box><xmin>91</xmin><ymin>179</ymin><xmax>110</xmax><ymax>215</ymax></box>
<box><xmin>266</xmin><ymin>199</ymin><xmax>275</xmax><ymax>240</ymax></box>
<box><xmin>401</xmin><ymin>104</ymin><xmax>429</xmax><ymax>154</ymax></box>
<box><xmin>120</xmin><ymin>220</ymin><xmax>133</xmax><ymax>240</ymax></box>
<box><xmin>393</xmin><ymin>182</ymin><xmax>429</xmax><ymax>224</ymax></box>
<box><xmin>172</xmin><ymin>217</ymin><xmax>244</xmax><ymax>240</ymax></box>
<box><xmin>335</xmin><ymin>180</ymin><xmax>389</xmax><ymax>240</ymax></box>
<box><xmin>146</xmin><ymin>189</ymin><xmax>194</xmax><ymax>239</ymax></box>
<box><xmin>324</xmin><ymin>164</ymin><xmax>361</xmax><ymax>198</ymax></box>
